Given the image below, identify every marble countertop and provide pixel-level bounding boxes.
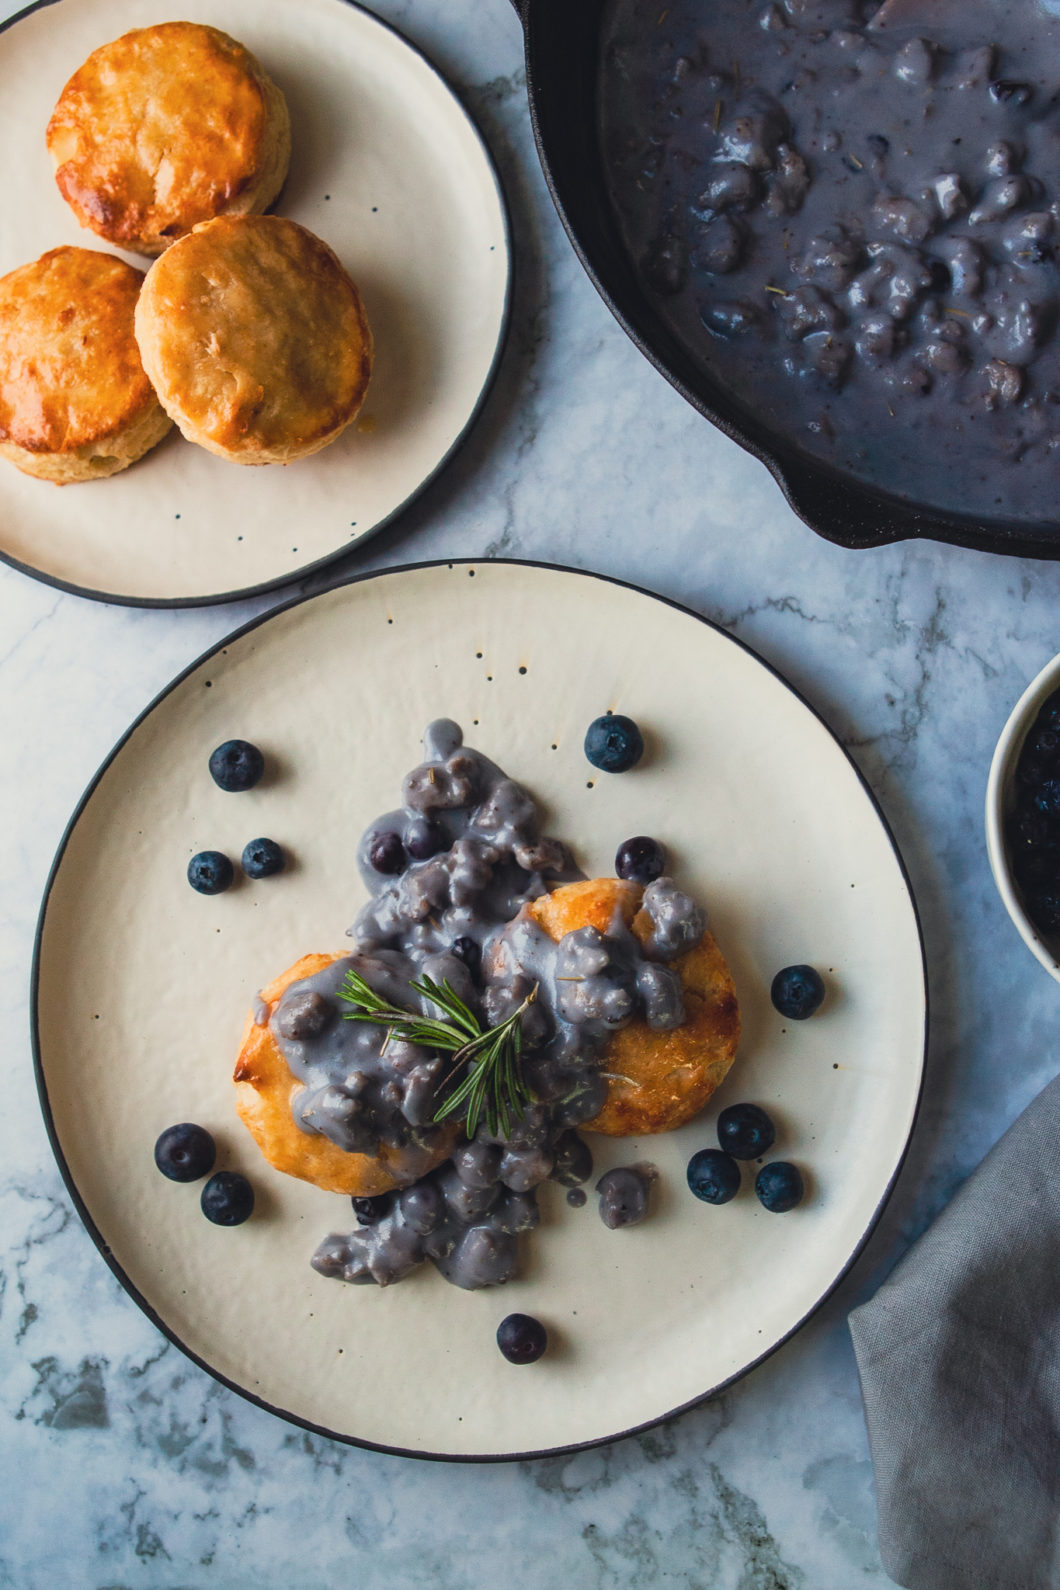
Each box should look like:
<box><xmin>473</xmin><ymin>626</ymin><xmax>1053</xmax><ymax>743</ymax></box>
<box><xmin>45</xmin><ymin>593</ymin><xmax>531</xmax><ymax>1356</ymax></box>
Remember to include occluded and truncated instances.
<box><xmin>4</xmin><ymin>1</ymin><xmax>1060</xmax><ymax>1585</ymax></box>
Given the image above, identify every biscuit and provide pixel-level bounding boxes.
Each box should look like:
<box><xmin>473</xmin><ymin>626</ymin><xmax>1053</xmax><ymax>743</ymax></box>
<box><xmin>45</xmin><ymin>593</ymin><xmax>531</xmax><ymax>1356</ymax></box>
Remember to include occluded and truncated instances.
<box><xmin>47</xmin><ymin>22</ymin><xmax>290</xmax><ymax>257</ymax></box>
<box><xmin>0</xmin><ymin>246</ymin><xmax>172</xmax><ymax>484</ymax></box>
<box><xmin>527</xmin><ymin>878</ymin><xmax>741</xmax><ymax>1136</ymax></box>
<box><xmin>134</xmin><ymin>215</ymin><xmax>373</xmax><ymax>465</ymax></box>
<box><xmin>234</xmin><ymin>953</ymin><xmax>457</xmax><ymax>1196</ymax></box>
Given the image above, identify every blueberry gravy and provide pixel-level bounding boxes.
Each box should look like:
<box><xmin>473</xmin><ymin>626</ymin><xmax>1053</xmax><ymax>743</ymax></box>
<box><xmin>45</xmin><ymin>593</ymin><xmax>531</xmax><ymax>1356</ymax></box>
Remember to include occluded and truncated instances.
<box><xmin>269</xmin><ymin>721</ymin><xmax>707</xmax><ymax>1290</ymax></box>
<box><xmin>600</xmin><ymin>0</ymin><xmax>1060</xmax><ymax>519</ymax></box>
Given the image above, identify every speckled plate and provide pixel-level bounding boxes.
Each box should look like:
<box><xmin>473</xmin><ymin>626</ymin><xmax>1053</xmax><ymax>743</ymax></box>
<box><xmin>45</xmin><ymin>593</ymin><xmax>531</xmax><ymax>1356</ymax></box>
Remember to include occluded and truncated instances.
<box><xmin>32</xmin><ymin>561</ymin><xmax>927</xmax><ymax>1460</ymax></box>
<box><xmin>0</xmin><ymin>0</ymin><xmax>509</xmax><ymax>605</ymax></box>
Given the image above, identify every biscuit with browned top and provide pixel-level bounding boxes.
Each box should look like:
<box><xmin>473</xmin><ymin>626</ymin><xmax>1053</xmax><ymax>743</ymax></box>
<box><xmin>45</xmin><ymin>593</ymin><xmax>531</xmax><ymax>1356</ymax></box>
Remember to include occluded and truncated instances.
<box><xmin>234</xmin><ymin>953</ymin><xmax>456</xmax><ymax>1195</ymax></box>
<box><xmin>0</xmin><ymin>246</ymin><xmax>172</xmax><ymax>483</ymax></box>
<box><xmin>527</xmin><ymin>878</ymin><xmax>741</xmax><ymax>1136</ymax></box>
<box><xmin>47</xmin><ymin>22</ymin><xmax>290</xmax><ymax>257</ymax></box>
<box><xmin>135</xmin><ymin>215</ymin><xmax>373</xmax><ymax>465</ymax></box>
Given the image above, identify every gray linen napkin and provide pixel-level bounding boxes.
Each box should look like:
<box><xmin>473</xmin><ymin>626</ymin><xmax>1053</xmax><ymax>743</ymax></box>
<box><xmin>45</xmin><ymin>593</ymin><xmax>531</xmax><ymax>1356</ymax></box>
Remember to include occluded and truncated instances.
<box><xmin>849</xmin><ymin>1072</ymin><xmax>1060</xmax><ymax>1590</ymax></box>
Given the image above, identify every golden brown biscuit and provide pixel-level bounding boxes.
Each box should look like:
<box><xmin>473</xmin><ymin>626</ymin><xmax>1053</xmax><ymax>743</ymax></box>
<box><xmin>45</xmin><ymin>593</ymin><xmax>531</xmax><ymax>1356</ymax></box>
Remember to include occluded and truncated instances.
<box><xmin>527</xmin><ymin>878</ymin><xmax>741</xmax><ymax>1136</ymax></box>
<box><xmin>47</xmin><ymin>22</ymin><xmax>290</xmax><ymax>257</ymax></box>
<box><xmin>135</xmin><ymin>215</ymin><xmax>373</xmax><ymax>465</ymax></box>
<box><xmin>234</xmin><ymin>952</ymin><xmax>456</xmax><ymax>1196</ymax></box>
<box><xmin>0</xmin><ymin>246</ymin><xmax>172</xmax><ymax>484</ymax></box>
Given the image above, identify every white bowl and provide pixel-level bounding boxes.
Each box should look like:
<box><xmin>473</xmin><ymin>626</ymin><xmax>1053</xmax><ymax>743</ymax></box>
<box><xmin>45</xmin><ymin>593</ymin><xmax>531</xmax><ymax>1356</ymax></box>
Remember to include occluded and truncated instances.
<box><xmin>986</xmin><ymin>651</ymin><xmax>1060</xmax><ymax>982</ymax></box>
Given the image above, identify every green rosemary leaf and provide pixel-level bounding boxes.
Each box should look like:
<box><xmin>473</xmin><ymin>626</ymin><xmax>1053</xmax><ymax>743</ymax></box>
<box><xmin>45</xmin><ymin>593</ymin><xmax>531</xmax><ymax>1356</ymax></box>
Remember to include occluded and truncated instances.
<box><xmin>334</xmin><ymin>963</ymin><xmax>537</xmax><ymax>1139</ymax></box>
<box><xmin>412</xmin><ymin>974</ymin><xmax>482</xmax><ymax>1040</ymax></box>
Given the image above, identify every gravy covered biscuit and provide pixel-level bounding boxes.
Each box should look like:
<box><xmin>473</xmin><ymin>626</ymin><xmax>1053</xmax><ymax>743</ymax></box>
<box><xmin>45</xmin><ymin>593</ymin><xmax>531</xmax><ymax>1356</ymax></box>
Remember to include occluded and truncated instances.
<box><xmin>524</xmin><ymin>877</ymin><xmax>741</xmax><ymax>1136</ymax></box>
<box><xmin>46</xmin><ymin>22</ymin><xmax>290</xmax><ymax>257</ymax></box>
<box><xmin>135</xmin><ymin>215</ymin><xmax>373</xmax><ymax>465</ymax></box>
<box><xmin>234</xmin><ymin>952</ymin><xmax>457</xmax><ymax>1196</ymax></box>
<box><xmin>0</xmin><ymin>246</ymin><xmax>172</xmax><ymax>484</ymax></box>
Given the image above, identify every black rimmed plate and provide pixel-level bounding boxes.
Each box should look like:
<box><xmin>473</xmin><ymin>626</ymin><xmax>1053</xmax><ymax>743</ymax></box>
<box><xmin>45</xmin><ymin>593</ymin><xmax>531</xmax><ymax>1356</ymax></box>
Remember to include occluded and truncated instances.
<box><xmin>0</xmin><ymin>0</ymin><xmax>510</xmax><ymax>605</ymax></box>
<box><xmin>32</xmin><ymin>561</ymin><xmax>927</xmax><ymax>1459</ymax></box>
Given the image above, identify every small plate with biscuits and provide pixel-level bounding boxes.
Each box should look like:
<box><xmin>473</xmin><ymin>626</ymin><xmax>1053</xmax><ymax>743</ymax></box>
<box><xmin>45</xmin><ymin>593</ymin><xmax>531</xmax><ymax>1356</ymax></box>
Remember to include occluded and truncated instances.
<box><xmin>0</xmin><ymin>0</ymin><xmax>510</xmax><ymax>604</ymax></box>
<box><xmin>32</xmin><ymin>561</ymin><xmax>927</xmax><ymax>1459</ymax></box>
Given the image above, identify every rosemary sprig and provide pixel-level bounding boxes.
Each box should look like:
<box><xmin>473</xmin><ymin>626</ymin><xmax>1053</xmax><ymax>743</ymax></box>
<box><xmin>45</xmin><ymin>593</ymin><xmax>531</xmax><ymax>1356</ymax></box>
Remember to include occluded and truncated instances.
<box><xmin>337</xmin><ymin>968</ymin><xmax>536</xmax><ymax>1139</ymax></box>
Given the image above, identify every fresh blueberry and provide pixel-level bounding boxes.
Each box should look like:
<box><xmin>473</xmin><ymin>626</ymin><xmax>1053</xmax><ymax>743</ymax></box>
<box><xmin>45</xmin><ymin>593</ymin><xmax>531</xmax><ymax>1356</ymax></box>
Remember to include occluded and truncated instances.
<box><xmin>451</xmin><ymin>936</ymin><xmax>481</xmax><ymax>977</ymax></box>
<box><xmin>717</xmin><ymin>1103</ymin><xmax>776</xmax><ymax>1161</ymax></box>
<box><xmin>755</xmin><ymin>1161</ymin><xmax>804</xmax><ymax>1213</ymax></box>
<box><xmin>686</xmin><ymin>1148</ymin><xmax>741</xmax><ymax>1204</ymax></box>
<box><xmin>770</xmin><ymin>964</ymin><xmax>826</xmax><ymax>1020</ymax></box>
<box><xmin>496</xmin><ymin>1312</ymin><xmax>548</xmax><ymax>1364</ymax></box>
<box><xmin>208</xmin><ymin>739</ymin><xmax>264</xmax><ymax>792</ymax></box>
<box><xmin>154</xmin><ymin>1123</ymin><xmax>216</xmax><ymax>1182</ymax></box>
<box><xmin>367</xmin><ymin>831</ymin><xmax>406</xmax><ymax>874</ymax></box>
<box><xmin>351</xmin><ymin>1193</ymin><xmax>394</xmax><ymax>1226</ymax></box>
<box><xmin>1010</xmin><ymin>804</ymin><xmax>1054</xmax><ymax>850</ymax></box>
<box><xmin>615</xmin><ymin>835</ymin><xmax>666</xmax><ymax>884</ymax></box>
<box><xmin>405</xmin><ymin>819</ymin><xmax>445</xmax><ymax>861</ymax></box>
<box><xmin>200</xmin><ymin>1171</ymin><xmax>255</xmax><ymax>1225</ymax></box>
<box><xmin>1034</xmin><ymin>779</ymin><xmax>1060</xmax><ymax>821</ymax></box>
<box><xmin>241</xmin><ymin>837</ymin><xmax>286</xmax><ymax>879</ymax></box>
<box><xmin>1029</xmin><ymin>724</ymin><xmax>1060</xmax><ymax>761</ymax></box>
<box><xmin>187</xmin><ymin>850</ymin><xmax>234</xmax><ymax>895</ymax></box>
<box><xmin>1014</xmin><ymin>843</ymin><xmax>1060</xmax><ymax>889</ymax></box>
<box><xmin>1025</xmin><ymin>890</ymin><xmax>1060</xmax><ymax>934</ymax></box>
<box><xmin>584</xmin><ymin>713</ymin><xmax>645</xmax><ymax>773</ymax></box>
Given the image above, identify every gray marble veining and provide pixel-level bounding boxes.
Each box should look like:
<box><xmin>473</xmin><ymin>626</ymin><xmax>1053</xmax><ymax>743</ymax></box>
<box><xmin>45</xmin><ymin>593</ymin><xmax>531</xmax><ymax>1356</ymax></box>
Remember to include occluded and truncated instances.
<box><xmin>3</xmin><ymin>1</ymin><xmax>1060</xmax><ymax>1586</ymax></box>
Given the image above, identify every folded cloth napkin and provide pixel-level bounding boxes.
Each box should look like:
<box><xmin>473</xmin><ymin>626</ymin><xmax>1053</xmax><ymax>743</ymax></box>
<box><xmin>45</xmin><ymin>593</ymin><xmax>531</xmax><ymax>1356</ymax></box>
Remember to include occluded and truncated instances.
<box><xmin>849</xmin><ymin>1071</ymin><xmax>1060</xmax><ymax>1590</ymax></box>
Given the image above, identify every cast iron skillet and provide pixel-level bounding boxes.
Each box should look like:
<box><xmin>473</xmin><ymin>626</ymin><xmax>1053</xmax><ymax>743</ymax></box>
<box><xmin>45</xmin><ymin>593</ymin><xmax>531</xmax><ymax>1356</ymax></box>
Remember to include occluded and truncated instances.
<box><xmin>507</xmin><ymin>0</ymin><xmax>1060</xmax><ymax>560</ymax></box>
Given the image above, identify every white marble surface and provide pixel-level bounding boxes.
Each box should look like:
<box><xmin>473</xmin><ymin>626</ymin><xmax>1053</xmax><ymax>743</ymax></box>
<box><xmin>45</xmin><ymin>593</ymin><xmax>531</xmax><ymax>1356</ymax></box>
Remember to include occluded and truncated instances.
<box><xmin>3</xmin><ymin>0</ymin><xmax>1060</xmax><ymax>1585</ymax></box>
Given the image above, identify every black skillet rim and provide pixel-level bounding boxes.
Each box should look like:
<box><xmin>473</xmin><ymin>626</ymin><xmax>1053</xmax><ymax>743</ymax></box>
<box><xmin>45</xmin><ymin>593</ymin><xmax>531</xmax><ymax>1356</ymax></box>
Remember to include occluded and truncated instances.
<box><xmin>30</xmin><ymin>555</ymin><xmax>930</xmax><ymax>1464</ymax></box>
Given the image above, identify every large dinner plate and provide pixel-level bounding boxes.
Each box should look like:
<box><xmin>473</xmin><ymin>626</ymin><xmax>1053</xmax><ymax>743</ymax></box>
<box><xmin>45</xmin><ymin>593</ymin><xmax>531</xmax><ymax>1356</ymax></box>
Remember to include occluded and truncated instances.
<box><xmin>32</xmin><ymin>562</ymin><xmax>927</xmax><ymax>1460</ymax></box>
<box><xmin>0</xmin><ymin>0</ymin><xmax>509</xmax><ymax>605</ymax></box>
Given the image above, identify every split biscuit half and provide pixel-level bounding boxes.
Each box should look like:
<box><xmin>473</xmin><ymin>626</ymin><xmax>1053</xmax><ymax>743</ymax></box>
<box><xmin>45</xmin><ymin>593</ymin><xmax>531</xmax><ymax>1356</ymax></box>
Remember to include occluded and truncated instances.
<box><xmin>234</xmin><ymin>953</ymin><xmax>456</xmax><ymax>1196</ymax></box>
<box><xmin>527</xmin><ymin>878</ymin><xmax>741</xmax><ymax>1136</ymax></box>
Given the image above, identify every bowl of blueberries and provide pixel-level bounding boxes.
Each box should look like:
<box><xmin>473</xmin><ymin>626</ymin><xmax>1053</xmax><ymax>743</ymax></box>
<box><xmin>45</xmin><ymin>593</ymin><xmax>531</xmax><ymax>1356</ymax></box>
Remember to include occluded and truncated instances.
<box><xmin>986</xmin><ymin>653</ymin><xmax>1060</xmax><ymax>982</ymax></box>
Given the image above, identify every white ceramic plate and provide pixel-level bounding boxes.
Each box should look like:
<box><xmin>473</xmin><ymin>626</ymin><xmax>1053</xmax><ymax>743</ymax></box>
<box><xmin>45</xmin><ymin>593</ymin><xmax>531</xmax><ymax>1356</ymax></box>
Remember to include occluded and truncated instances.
<box><xmin>0</xmin><ymin>0</ymin><xmax>509</xmax><ymax>605</ymax></box>
<box><xmin>33</xmin><ymin>562</ymin><xmax>926</xmax><ymax>1459</ymax></box>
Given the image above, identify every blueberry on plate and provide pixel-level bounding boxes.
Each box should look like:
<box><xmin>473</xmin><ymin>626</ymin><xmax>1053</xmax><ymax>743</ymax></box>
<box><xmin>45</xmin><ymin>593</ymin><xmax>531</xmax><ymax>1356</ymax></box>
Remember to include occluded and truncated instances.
<box><xmin>584</xmin><ymin>713</ymin><xmax>644</xmax><ymax>773</ymax></box>
<box><xmin>241</xmin><ymin>837</ymin><xmax>286</xmax><ymax>879</ymax></box>
<box><xmin>770</xmin><ymin>964</ymin><xmax>826</xmax><ymax>1020</ymax></box>
<box><xmin>154</xmin><ymin>1123</ymin><xmax>216</xmax><ymax>1182</ymax></box>
<box><xmin>496</xmin><ymin>1312</ymin><xmax>548</xmax><ymax>1364</ymax></box>
<box><xmin>208</xmin><ymin>739</ymin><xmax>264</xmax><ymax>792</ymax></box>
<box><xmin>615</xmin><ymin>835</ymin><xmax>666</xmax><ymax>884</ymax></box>
<box><xmin>187</xmin><ymin>850</ymin><xmax>234</xmax><ymax>895</ymax></box>
<box><xmin>367</xmin><ymin>830</ymin><xmax>406</xmax><ymax>875</ymax></box>
<box><xmin>201</xmin><ymin>1171</ymin><xmax>255</xmax><ymax>1226</ymax></box>
<box><xmin>755</xmin><ymin>1161</ymin><xmax>804</xmax><ymax>1213</ymax></box>
<box><xmin>351</xmin><ymin>1193</ymin><xmax>394</xmax><ymax>1226</ymax></box>
<box><xmin>717</xmin><ymin>1102</ymin><xmax>776</xmax><ymax>1161</ymax></box>
<box><xmin>686</xmin><ymin>1147</ymin><xmax>741</xmax><ymax>1204</ymax></box>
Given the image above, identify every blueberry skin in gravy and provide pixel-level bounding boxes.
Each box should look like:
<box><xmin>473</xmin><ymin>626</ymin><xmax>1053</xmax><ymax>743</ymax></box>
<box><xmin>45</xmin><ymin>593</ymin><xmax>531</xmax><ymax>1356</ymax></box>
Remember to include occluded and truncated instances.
<box><xmin>278</xmin><ymin>721</ymin><xmax>706</xmax><ymax>1292</ymax></box>
<box><xmin>596</xmin><ymin>1164</ymin><xmax>657</xmax><ymax>1228</ymax></box>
